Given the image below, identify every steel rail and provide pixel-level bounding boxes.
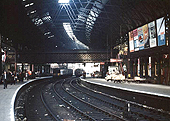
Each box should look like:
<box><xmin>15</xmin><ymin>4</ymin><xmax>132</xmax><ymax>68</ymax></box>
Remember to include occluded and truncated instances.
<box><xmin>40</xmin><ymin>83</ymin><xmax>61</xmax><ymax>121</ymax></box>
<box><xmin>61</xmin><ymin>78</ymin><xmax>127</xmax><ymax>121</ymax></box>
<box><xmin>69</xmin><ymin>78</ymin><xmax>125</xmax><ymax>112</ymax></box>
<box><xmin>76</xmin><ymin>79</ymin><xmax>170</xmax><ymax>121</ymax></box>
<box><xmin>53</xmin><ymin>80</ymin><xmax>97</xmax><ymax>121</ymax></box>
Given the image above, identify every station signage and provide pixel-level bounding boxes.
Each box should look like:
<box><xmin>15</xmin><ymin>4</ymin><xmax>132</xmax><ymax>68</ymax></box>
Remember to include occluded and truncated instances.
<box><xmin>100</xmin><ymin>62</ymin><xmax>105</xmax><ymax>65</ymax></box>
<box><xmin>163</xmin><ymin>54</ymin><xmax>169</xmax><ymax>59</ymax></box>
<box><xmin>110</xmin><ymin>59</ymin><xmax>123</xmax><ymax>62</ymax></box>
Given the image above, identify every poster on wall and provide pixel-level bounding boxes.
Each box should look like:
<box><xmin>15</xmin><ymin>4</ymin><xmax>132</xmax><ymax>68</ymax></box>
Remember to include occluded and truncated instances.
<box><xmin>133</xmin><ymin>29</ymin><xmax>139</xmax><ymax>51</ymax></box>
<box><xmin>138</xmin><ymin>26</ymin><xmax>144</xmax><ymax>50</ymax></box>
<box><xmin>156</xmin><ymin>17</ymin><xmax>165</xmax><ymax>46</ymax></box>
<box><xmin>142</xmin><ymin>24</ymin><xmax>150</xmax><ymax>49</ymax></box>
<box><xmin>129</xmin><ymin>31</ymin><xmax>134</xmax><ymax>52</ymax></box>
<box><xmin>148</xmin><ymin>21</ymin><xmax>157</xmax><ymax>48</ymax></box>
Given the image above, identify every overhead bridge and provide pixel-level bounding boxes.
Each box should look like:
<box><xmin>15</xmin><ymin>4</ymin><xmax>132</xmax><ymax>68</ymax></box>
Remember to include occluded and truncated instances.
<box><xmin>17</xmin><ymin>51</ymin><xmax>112</xmax><ymax>63</ymax></box>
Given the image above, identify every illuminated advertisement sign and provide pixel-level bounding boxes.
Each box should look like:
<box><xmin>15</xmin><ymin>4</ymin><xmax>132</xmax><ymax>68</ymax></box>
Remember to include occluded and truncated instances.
<box><xmin>148</xmin><ymin>21</ymin><xmax>157</xmax><ymax>48</ymax></box>
<box><xmin>156</xmin><ymin>17</ymin><xmax>165</xmax><ymax>46</ymax></box>
<box><xmin>129</xmin><ymin>31</ymin><xmax>134</xmax><ymax>52</ymax></box>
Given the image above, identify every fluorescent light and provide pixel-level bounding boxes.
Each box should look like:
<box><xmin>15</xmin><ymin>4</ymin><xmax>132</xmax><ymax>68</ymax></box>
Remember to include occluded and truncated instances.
<box><xmin>58</xmin><ymin>0</ymin><xmax>69</xmax><ymax>4</ymax></box>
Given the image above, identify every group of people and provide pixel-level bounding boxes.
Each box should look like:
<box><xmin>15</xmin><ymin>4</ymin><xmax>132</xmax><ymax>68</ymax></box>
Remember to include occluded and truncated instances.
<box><xmin>1</xmin><ymin>70</ymin><xmax>25</xmax><ymax>89</ymax></box>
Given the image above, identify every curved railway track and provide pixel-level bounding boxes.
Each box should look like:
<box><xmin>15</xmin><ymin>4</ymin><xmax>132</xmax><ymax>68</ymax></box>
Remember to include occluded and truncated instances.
<box><xmin>53</xmin><ymin>78</ymin><xmax>127</xmax><ymax>121</ymax></box>
<box><xmin>24</xmin><ymin>81</ymin><xmax>54</xmax><ymax>121</ymax></box>
<box><xmin>19</xmin><ymin>77</ymin><xmax>170</xmax><ymax>121</ymax></box>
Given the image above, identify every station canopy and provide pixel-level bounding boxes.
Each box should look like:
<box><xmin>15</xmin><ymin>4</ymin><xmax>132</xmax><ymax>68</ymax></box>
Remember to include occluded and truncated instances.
<box><xmin>0</xmin><ymin>0</ymin><xmax>170</xmax><ymax>53</ymax></box>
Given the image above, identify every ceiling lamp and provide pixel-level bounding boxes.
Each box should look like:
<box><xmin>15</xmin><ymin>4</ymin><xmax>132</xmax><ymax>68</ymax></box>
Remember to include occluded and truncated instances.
<box><xmin>58</xmin><ymin>0</ymin><xmax>69</xmax><ymax>4</ymax></box>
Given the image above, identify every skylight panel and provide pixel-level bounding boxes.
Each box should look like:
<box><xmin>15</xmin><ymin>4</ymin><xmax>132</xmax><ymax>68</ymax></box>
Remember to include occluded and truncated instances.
<box><xmin>30</xmin><ymin>10</ymin><xmax>36</xmax><ymax>14</ymax></box>
<box><xmin>44</xmin><ymin>32</ymin><xmax>51</xmax><ymax>35</ymax></box>
<box><xmin>63</xmin><ymin>23</ymin><xmax>89</xmax><ymax>49</ymax></box>
<box><xmin>58</xmin><ymin>0</ymin><xmax>69</xmax><ymax>4</ymax></box>
<box><xmin>90</xmin><ymin>11</ymin><xmax>95</xmax><ymax>17</ymax></box>
<box><xmin>25</xmin><ymin>4</ymin><xmax>29</xmax><ymax>7</ymax></box>
<box><xmin>33</xmin><ymin>18</ymin><xmax>43</xmax><ymax>26</ymax></box>
<box><xmin>42</xmin><ymin>16</ymin><xmax>51</xmax><ymax>21</ymax></box>
<box><xmin>48</xmin><ymin>35</ymin><xmax>54</xmax><ymax>39</ymax></box>
<box><xmin>29</xmin><ymin>3</ymin><xmax>34</xmax><ymax>6</ymax></box>
<box><xmin>25</xmin><ymin>2</ymin><xmax>34</xmax><ymax>7</ymax></box>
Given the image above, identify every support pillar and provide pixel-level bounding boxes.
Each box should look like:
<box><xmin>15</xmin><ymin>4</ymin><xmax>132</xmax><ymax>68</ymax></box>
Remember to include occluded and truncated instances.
<box><xmin>32</xmin><ymin>64</ymin><xmax>34</xmax><ymax>72</ymax></box>
<box><xmin>130</xmin><ymin>60</ymin><xmax>134</xmax><ymax>78</ymax></box>
<box><xmin>30</xmin><ymin>64</ymin><xmax>32</xmax><ymax>71</ymax></box>
<box><xmin>145</xmin><ymin>58</ymin><xmax>148</xmax><ymax>79</ymax></box>
<box><xmin>140</xmin><ymin>58</ymin><xmax>143</xmax><ymax>78</ymax></box>
<box><xmin>157</xmin><ymin>61</ymin><xmax>161</xmax><ymax>84</ymax></box>
<box><xmin>39</xmin><ymin>65</ymin><xmax>42</xmax><ymax>73</ymax></box>
<box><xmin>0</xmin><ymin>34</ymin><xmax>2</xmax><ymax>76</ymax></box>
<box><xmin>134</xmin><ymin>59</ymin><xmax>138</xmax><ymax>76</ymax></box>
<box><xmin>151</xmin><ymin>57</ymin><xmax>155</xmax><ymax>79</ymax></box>
<box><xmin>22</xmin><ymin>63</ymin><xmax>24</xmax><ymax>72</ymax></box>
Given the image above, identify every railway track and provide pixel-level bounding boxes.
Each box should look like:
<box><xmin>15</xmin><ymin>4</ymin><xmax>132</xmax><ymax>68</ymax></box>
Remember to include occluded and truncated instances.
<box><xmin>53</xmin><ymin>78</ymin><xmax>127</xmax><ymax>121</ymax></box>
<box><xmin>71</xmin><ymin>78</ymin><xmax>170</xmax><ymax>121</ymax></box>
<box><xmin>23</xmin><ymin>81</ymin><xmax>54</xmax><ymax>121</ymax></box>
<box><xmin>41</xmin><ymin>80</ymin><xmax>91</xmax><ymax>120</ymax></box>
<box><xmin>16</xmin><ymin>77</ymin><xmax>170</xmax><ymax>121</ymax></box>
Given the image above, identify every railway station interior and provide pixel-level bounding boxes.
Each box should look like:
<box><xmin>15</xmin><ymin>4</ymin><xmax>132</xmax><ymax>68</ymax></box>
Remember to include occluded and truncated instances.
<box><xmin>0</xmin><ymin>0</ymin><xmax>170</xmax><ymax>121</ymax></box>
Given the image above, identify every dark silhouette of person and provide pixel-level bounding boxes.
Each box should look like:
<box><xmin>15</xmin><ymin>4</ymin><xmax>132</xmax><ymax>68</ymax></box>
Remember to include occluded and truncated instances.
<box><xmin>3</xmin><ymin>71</ymin><xmax>7</xmax><ymax>89</ymax></box>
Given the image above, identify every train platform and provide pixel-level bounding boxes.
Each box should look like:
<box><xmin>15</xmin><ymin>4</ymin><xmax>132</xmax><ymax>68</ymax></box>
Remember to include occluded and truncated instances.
<box><xmin>0</xmin><ymin>77</ymin><xmax>44</xmax><ymax>121</ymax></box>
<box><xmin>0</xmin><ymin>81</ymin><xmax>26</xmax><ymax>121</ymax></box>
<box><xmin>83</xmin><ymin>77</ymin><xmax>170</xmax><ymax>98</ymax></box>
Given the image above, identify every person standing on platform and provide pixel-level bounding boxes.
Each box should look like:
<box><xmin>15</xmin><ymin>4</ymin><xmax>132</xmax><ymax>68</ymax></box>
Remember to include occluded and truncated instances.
<box><xmin>3</xmin><ymin>71</ymin><xmax>7</xmax><ymax>89</ymax></box>
<box><xmin>19</xmin><ymin>72</ymin><xmax>24</xmax><ymax>82</ymax></box>
<box><xmin>83</xmin><ymin>71</ymin><xmax>86</xmax><ymax>79</ymax></box>
<box><xmin>12</xmin><ymin>71</ymin><xmax>17</xmax><ymax>85</ymax></box>
<box><xmin>25</xmin><ymin>71</ymin><xmax>29</xmax><ymax>81</ymax></box>
<box><xmin>8</xmin><ymin>70</ymin><xmax>13</xmax><ymax>85</ymax></box>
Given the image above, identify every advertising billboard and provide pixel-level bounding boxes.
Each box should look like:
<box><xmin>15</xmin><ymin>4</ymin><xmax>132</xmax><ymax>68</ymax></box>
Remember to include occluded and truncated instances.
<box><xmin>142</xmin><ymin>24</ymin><xmax>150</xmax><ymax>49</ymax></box>
<box><xmin>129</xmin><ymin>17</ymin><xmax>166</xmax><ymax>52</ymax></box>
<box><xmin>133</xmin><ymin>29</ymin><xmax>139</xmax><ymax>51</ymax></box>
<box><xmin>129</xmin><ymin>31</ymin><xmax>134</xmax><ymax>52</ymax></box>
<box><xmin>148</xmin><ymin>21</ymin><xmax>157</xmax><ymax>48</ymax></box>
<box><xmin>156</xmin><ymin>17</ymin><xmax>165</xmax><ymax>46</ymax></box>
<box><xmin>138</xmin><ymin>26</ymin><xmax>144</xmax><ymax>50</ymax></box>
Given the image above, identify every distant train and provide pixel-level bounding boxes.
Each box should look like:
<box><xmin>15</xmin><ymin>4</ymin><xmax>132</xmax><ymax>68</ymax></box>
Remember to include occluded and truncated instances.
<box><xmin>75</xmin><ymin>69</ymin><xmax>85</xmax><ymax>77</ymax></box>
<box><xmin>53</xmin><ymin>68</ymin><xmax>73</xmax><ymax>77</ymax></box>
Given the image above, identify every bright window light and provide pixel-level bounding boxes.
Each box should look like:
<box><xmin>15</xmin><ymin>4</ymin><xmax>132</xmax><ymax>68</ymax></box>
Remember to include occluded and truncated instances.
<box><xmin>58</xmin><ymin>0</ymin><xmax>69</xmax><ymax>4</ymax></box>
<box><xmin>63</xmin><ymin>23</ymin><xmax>89</xmax><ymax>49</ymax></box>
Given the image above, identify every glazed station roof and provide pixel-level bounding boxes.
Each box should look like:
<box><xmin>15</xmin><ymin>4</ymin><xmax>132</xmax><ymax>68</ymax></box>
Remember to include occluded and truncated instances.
<box><xmin>0</xmin><ymin>0</ymin><xmax>169</xmax><ymax>53</ymax></box>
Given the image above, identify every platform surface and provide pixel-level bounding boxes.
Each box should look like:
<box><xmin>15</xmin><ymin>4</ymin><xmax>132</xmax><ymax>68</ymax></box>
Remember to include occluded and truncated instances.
<box><xmin>0</xmin><ymin>82</ymin><xmax>24</xmax><ymax>121</ymax></box>
<box><xmin>0</xmin><ymin>76</ymin><xmax>52</xmax><ymax>121</ymax></box>
<box><xmin>83</xmin><ymin>77</ymin><xmax>170</xmax><ymax>98</ymax></box>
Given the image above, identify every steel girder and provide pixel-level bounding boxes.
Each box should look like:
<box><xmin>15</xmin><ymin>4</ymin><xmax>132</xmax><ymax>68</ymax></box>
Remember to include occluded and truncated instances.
<box><xmin>17</xmin><ymin>51</ymin><xmax>112</xmax><ymax>63</ymax></box>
